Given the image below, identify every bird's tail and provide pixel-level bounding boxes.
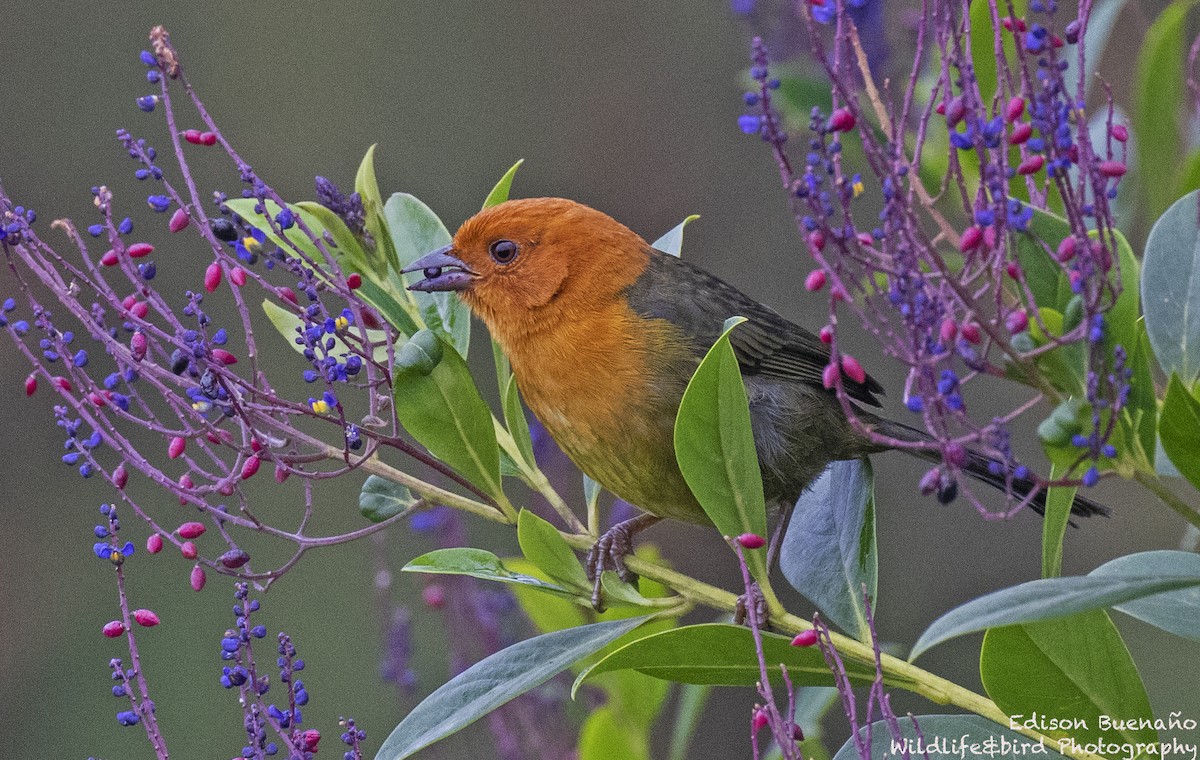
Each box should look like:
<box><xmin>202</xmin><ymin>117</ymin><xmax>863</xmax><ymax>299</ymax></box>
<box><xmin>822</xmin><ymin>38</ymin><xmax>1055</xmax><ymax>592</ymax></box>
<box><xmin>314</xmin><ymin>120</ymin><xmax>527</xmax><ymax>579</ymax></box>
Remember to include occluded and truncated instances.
<box><xmin>874</xmin><ymin>419</ymin><xmax>1110</xmax><ymax>519</ymax></box>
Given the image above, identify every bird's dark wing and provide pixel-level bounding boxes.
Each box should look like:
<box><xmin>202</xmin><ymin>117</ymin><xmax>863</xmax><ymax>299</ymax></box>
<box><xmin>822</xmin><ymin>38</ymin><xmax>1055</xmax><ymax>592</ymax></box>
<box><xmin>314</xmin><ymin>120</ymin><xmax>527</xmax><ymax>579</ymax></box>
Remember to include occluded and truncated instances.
<box><xmin>624</xmin><ymin>246</ymin><xmax>884</xmax><ymax>407</ymax></box>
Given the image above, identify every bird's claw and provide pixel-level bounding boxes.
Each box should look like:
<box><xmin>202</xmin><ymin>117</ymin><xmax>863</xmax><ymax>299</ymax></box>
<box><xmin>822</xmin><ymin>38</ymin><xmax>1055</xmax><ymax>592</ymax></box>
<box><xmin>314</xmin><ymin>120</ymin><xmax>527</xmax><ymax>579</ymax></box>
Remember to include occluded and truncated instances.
<box><xmin>585</xmin><ymin>514</ymin><xmax>660</xmax><ymax>612</ymax></box>
<box><xmin>734</xmin><ymin>582</ymin><xmax>770</xmax><ymax>629</ymax></box>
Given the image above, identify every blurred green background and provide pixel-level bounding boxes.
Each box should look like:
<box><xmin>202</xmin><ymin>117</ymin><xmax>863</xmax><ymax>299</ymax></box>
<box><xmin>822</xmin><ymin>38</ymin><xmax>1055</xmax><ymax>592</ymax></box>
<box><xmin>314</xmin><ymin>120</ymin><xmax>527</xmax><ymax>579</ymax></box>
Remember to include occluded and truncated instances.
<box><xmin>0</xmin><ymin>1</ymin><xmax>1196</xmax><ymax>758</ymax></box>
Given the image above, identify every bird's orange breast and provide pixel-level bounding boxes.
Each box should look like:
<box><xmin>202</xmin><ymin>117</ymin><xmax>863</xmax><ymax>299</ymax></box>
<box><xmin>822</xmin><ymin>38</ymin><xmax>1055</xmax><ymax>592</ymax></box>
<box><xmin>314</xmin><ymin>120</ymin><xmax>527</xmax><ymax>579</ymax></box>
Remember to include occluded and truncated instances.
<box><xmin>500</xmin><ymin>300</ymin><xmax>711</xmax><ymax>525</ymax></box>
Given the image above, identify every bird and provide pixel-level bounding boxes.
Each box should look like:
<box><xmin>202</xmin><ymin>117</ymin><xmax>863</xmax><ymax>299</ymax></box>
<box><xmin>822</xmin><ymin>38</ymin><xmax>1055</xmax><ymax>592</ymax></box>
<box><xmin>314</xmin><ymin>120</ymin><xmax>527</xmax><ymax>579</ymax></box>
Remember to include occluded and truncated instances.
<box><xmin>403</xmin><ymin>198</ymin><xmax>1106</xmax><ymax>602</ymax></box>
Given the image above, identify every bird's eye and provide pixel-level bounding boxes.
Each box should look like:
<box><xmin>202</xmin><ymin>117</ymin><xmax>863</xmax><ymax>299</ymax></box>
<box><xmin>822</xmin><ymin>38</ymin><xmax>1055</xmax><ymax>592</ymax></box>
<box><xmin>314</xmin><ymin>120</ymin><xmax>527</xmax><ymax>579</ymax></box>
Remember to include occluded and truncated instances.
<box><xmin>488</xmin><ymin>239</ymin><xmax>519</xmax><ymax>264</ymax></box>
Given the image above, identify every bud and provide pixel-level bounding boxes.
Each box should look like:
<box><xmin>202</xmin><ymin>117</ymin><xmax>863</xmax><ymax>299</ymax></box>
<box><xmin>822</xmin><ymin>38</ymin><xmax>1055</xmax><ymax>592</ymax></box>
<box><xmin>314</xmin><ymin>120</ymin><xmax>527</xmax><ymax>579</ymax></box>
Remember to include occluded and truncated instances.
<box><xmin>130</xmin><ymin>330</ymin><xmax>148</xmax><ymax>362</ymax></box>
<box><xmin>1016</xmin><ymin>155</ymin><xmax>1045</xmax><ymax>175</ymax></box>
<box><xmin>184</xmin><ymin>129</ymin><xmax>203</xmax><ymax>144</ymax></box>
<box><xmin>24</xmin><ymin>374</ymin><xmax>37</xmax><ymax>396</ymax></box>
<box><xmin>180</xmin><ymin>541</ymin><xmax>198</xmax><ymax>560</ymax></box>
<box><xmin>822</xmin><ymin>362</ymin><xmax>839</xmax><ymax>389</ymax></box>
<box><xmin>1008</xmin><ymin>122</ymin><xmax>1033</xmax><ymax>145</ymax></box>
<box><xmin>229</xmin><ymin>266</ymin><xmax>247</xmax><ymax>287</ymax></box>
<box><xmin>178</xmin><ymin>521</ymin><xmax>206</xmax><ymax>539</ymax></box>
<box><xmin>127</xmin><ymin>243</ymin><xmax>154</xmax><ymax>258</ymax></box>
<box><xmin>100</xmin><ymin>249</ymin><xmax>120</xmax><ymax>266</ymax></box>
<box><xmin>818</xmin><ymin>325</ymin><xmax>833</xmax><ymax>344</ymax></box>
<box><xmin>1056</xmin><ymin>235</ymin><xmax>1077</xmax><ymax>263</ymax></box>
<box><xmin>736</xmin><ymin>533</ymin><xmax>766</xmax><ymax>549</ymax></box>
<box><xmin>133</xmin><ymin>609</ymin><xmax>161</xmax><ymax>627</ymax></box>
<box><xmin>168</xmin><ymin>436</ymin><xmax>186</xmax><ymax>459</ymax></box>
<box><xmin>1097</xmin><ymin>161</ymin><xmax>1126</xmax><ymax>178</ymax></box>
<box><xmin>1003</xmin><ymin>96</ymin><xmax>1025</xmax><ymax>123</ymax></box>
<box><xmin>1111</xmin><ymin>124</ymin><xmax>1128</xmax><ymax>142</ymax></box>
<box><xmin>146</xmin><ymin>534</ymin><xmax>163</xmax><ymax>554</ymax></box>
<box><xmin>959</xmin><ymin>225</ymin><xmax>983</xmax><ymax>252</ymax></box>
<box><xmin>190</xmin><ymin>564</ymin><xmax>207</xmax><ymax>591</ymax></box>
<box><xmin>939</xmin><ymin>318</ymin><xmax>958</xmax><ymax>343</ymax></box>
<box><xmin>841</xmin><ymin>355</ymin><xmax>866</xmax><ymax>384</ymax></box>
<box><xmin>102</xmin><ymin>620</ymin><xmax>126</xmax><ymax>638</ymax></box>
<box><xmin>791</xmin><ymin>629</ymin><xmax>818</xmax><ymax>647</ymax></box>
<box><xmin>752</xmin><ymin>709</ymin><xmax>769</xmax><ymax>732</ymax></box>
<box><xmin>804</xmin><ymin>269</ymin><xmax>826</xmax><ymax>291</ymax></box>
<box><xmin>219</xmin><ymin>548</ymin><xmax>250</xmax><ymax>569</ymax></box>
<box><xmin>828</xmin><ymin>107</ymin><xmax>856</xmax><ymax>132</ymax></box>
<box><xmin>113</xmin><ymin>464</ymin><xmax>129</xmax><ymax>490</ymax></box>
<box><xmin>275</xmin><ymin>463</ymin><xmax>291</xmax><ymax>484</ymax></box>
<box><xmin>204</xmin><ymin>261</ymin><xmax>223</xmax><ymax>292</ymax></box>
<box><xmin>240</xmin><ymin>456</ymin><xmax>261</xmax><ymax>480</ymax></box>
<box><xmin>169</xmin><ymin>207</ymin><xmax>191</xmax><ymax>233</ymax></box>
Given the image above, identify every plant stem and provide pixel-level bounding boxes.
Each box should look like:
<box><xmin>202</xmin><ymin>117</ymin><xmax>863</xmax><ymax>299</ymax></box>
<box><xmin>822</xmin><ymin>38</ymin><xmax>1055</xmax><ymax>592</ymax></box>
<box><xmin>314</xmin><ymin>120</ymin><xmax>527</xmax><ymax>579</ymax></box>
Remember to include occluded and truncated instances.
<box><xmin>1134</xmin><ymin>470</ymin><xmax>1200</xmax><ymax>530</ymax></box>
<box><xmin>559</xmin><ymin>532</ymin><xmax>1108</xmax><ymax>760</ymax></box>
<box><xmin>348</xmin><ymin>449</ymin><xmax>514</xmax><ymax>524</ymax></box>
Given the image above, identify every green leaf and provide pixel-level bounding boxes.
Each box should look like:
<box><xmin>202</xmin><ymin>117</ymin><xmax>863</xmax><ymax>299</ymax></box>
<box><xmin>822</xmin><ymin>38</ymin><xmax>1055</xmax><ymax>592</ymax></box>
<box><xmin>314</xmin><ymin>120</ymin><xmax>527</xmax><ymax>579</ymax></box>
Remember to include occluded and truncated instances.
<box><xmin>911</xmin><ymin>560</ymin><xmax>1200</xmax><ymax>660</ymax></box>
<box><xmin>780</xmin><ymin>459</ymin><xmax>877</xmax><ymax>642</ymax></box>
<box><xmin>402</xmin><ymin>548</ymin><xmax>576</xmax><ymax>598</ymax></box>
<box><xmin>383</xmin><ymin>193</ymin><xmax>470</xmax><ymax>357</ymax></box>
<box><xmin>506</xmin><ymin>558</ymin><xmax>591</xmax><ymax>633</ymax></box>
<box><xmin>674</xmin><ymin>317</ymin><xmax>768</xmax><ymax>584</ymax></box>
<box><xmin>517</xmin><ymin>509</ymin><xmax>589</xmax><ymax>590</ymax></box>
<box><xmin>359</xmin><ymin>475</ymin><xmax>419</xmax><ymax>522</ymax></box>
<box><xmin>1012</xmin><ymin>208</ymin><xmax>1070</xmax><ymax>314</ymax></box>
<box><xmin>980</xmin><ymin>611</ymin><xmax>1156</xmax><ymax>750</ymax></box>
<box><xmin>260</xmin><ymin>299</ymin><xmax>390</xmax><ymax>363</ymax></box>
<box><xmin>574</xmin><ymin>623</ymin><xmax>886</xmax><ymax>693</ymax></box>
<box><xmin>1040</xmin><ymin>461</ymin><xmax>1075</xmax><ymax>579</ymax></box>
<box><xmin>832</xmin><ymin>716</ymin><xmax>1069</xmax><ymax>760</ymax></box>
<box><xmin>393</xmin><ymin>329</ymin><xmax>505</xmax><ymax>504</ymax></box>
<box><xmin>1160</xmin><ymin>373</ymin><xmax>1200</xmax><ymax>492</ymax></box>
<box><xmin>375</xmin><ymin>616</ymin><xmax>652</xmax><ymax>760</ymax></box>
<box><xmin>482</xmin><ymin>159</ymin><xmax>524</xmax><ymax>209</ymax></box>
<box><xmin>1091</xmin><ymin>550</ymin><xmax>1200</xmax><ymax>641</ymax></box>
<box><xmin>355</xmin><ymin>144</ymin><xmax>401</xmax><ymax>273</ymax></box>
<box><xmin>1134</xmin><ymin>1</ymin><xmax>1198</xmax><ymax>227</ymax></box>
<box><xmin>502</xmin><ymin>374</ymin><xmax>536</xmax><ymax>467</ymax></box>
<box><xmin>578</xmin><ymin>706</ymin><xmax>649</xmax><ymax>760</ymax></box>
<box><xmin>668</xmin><ymin>684</ymin><xmax>712</xmax><ymax>760</ymax></box>
<box><xmin>1143</xmin><ymin>189</ymin><xmax>1200</xmax><ymax>384</ymax></box>
<box><xmin>651</xmin><ymin>215</ymin><xmax>700</xmax><ymax>258</ymax></box>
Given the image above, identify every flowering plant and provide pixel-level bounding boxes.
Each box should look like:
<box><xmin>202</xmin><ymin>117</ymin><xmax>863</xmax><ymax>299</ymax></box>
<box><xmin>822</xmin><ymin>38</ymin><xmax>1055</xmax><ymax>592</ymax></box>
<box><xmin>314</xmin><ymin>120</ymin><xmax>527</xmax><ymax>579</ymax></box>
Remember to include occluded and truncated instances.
<box><xmin>4</xmin><ymin>2</ymin><xmax>1200</xmax><ymax>759</ymax></box>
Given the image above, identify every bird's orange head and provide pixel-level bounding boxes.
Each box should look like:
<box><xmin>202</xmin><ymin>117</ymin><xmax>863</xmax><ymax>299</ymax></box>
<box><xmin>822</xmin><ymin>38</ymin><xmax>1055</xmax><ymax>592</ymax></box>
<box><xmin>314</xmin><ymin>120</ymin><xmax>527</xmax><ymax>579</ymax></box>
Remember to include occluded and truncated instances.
<box><xmin>403</xmin><ymin>198</ymin><xmax>652</xmax><ymax>343</ymax></box>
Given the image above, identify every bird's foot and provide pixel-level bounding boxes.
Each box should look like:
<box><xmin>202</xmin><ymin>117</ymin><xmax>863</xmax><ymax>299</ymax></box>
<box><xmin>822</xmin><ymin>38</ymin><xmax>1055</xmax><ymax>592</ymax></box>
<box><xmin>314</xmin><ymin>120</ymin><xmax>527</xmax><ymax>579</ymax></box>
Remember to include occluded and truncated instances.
<box><xmin>585</xmin><ymin>513</ymin><xmax>662</xmax><ymax>612</ymax></box>
<box><xmin>734</xmin><ymin>582</ymin><xmax>770</xmax><ymax>630</ymax></box>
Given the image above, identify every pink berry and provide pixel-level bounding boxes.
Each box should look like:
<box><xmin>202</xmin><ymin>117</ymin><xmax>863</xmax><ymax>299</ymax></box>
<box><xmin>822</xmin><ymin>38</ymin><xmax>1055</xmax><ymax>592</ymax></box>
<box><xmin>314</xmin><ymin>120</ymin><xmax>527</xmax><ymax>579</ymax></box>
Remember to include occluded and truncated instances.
<box><xmin>960</xmin><ymin>323</ymin><xmax>982</xmax><ymax>344</ymax></box>
<box><xmin>127</xmin><ymin>242</ymin><xmax>154</xmax><ymax>258</ymax></box>
<box><xmin>204</xmin><ymin>261</ymin><xmax>223</xmax><ymax>293</ymax></box>
<box><xmin>1111</xmin><ymin>124</ymin><xmax>1129</xmax><ymax>142</ymax></box>
<box><xmin>300</xmin><ymin>730</ymin><xmax>321</xmax><ymax>752</ymax></box>
<box><xmin>944</xmin><ymin>97</ymin><xmax>966</xmax><ymax>128</ymax></box>
<box><xmin>275</xmin><ymin>464</ymin><xmax>290</xmax><ymax>483</ymax></box>
<box><xmin>959</xmin><ymin>225</ymin><xmax>983</xmax><ymax>252</ymax></box>
<box><xmin>240</xmin><ymin>456</ymin><xmax>261</xmax><ymax>480</ymax></box>
<box><xmin>736</xmin><ymin>533</ymin><xmax>766</xmax><ymax>549</ymax></box>
<box><xmin>346</xmin><ymin>272</ymin><xmax>362</xmax><ymax>289</ymax></box>
<box><xmin>804</xmin><ymin>269</ymin><xmax>827</xmax><ymax>291</ymax></box>
<box><xmin>1008</xmin><ymin>122</ymin><xmax>1033</xmax><ymax>145</ymax></box>
<box><xmin>752</xmin><ymin>709</ymin><xmax>769</xmax><ymax>732</ymax></box>
<box><xmin>102</xmin><ymin>620</ymin><xmax>126</xmax><ymax>638</ymax></box>
<box><xmin>841</xmin><ymin>354</ymin><xmax>866</xmax><ymax>384</ymax></box>
<box><xmin>211</xmin><ymin>348</ymin><xmax>238</xmax><ymax>365</ymax></box>
<box><xmin>1017</xmin><ymin>155</ymin><xmax>1045</xmax><ymax>175</ymax></box>
<box><xmin>100</xmin><ymin>249</ymin><xmax>119</xmax><ymax>266</ymax></box>
<box><xmin>190</xmin><ymin>564</ymin><xmax>207</xmax><ymax>591</ymax></box>
<box><xmin>51</xmin><ymin>376</ymin><xmax>73</xmax><ymax>393</ymax></box>
<box><xmin>178</xmin><ymin>521</ymin><xmax>206</xmax><ymax>539</ymax></box>
<box><xmin>219</xmin><ymin>548</ymin><xmax>250</xmax><ymax>569</ymax></box>
<box><xmin>422</xmin><ymin>584</ymin><xmax>446</xmax><ymax>609</ymax></box>
<box><xmin>130</xmin><ymin>330</ymin><xmax>147</xmax><ymax>361</ymax></box>
<box><xmin>199</xmin><ymin>131</ymin><xmax>218</xmax><ymax>146</ymax></box>
<box><xmin>131</xmin><ymin>301</ymin><xmax>149</xmax><ymax>319</ymax></box>
<box><xmin>828</xmin><ymin>107</ymin><xmax>856</xmax><ymax>132</ymax></box>
<box><xmin>807</xmin><ymin>229</ymin><xmax>826</xmax><ymax>254</ymax></box>
<box><xmin>791</xmin><ymin>629</ymin><xmax>819</xmax><ymax>647</ymax></box>
<box><xmin>183</xmin><ymin>129</ymin><xmax>203</xmax><ymax>144</ymax></box>
<box><xmin>24</xmin><ymin>374</ymin><xmax>37</xmax><ymax>396</ymax></box>
<box><xmin>1056</xmin><ymin>236</ymin><xmax>1077</xmax><ymax>263</ymax></box>
<box><xmin>169</xmin><ymin>207</ymin><xmax>191</xmax><ymax>233</ymax></box>
<box><xmin>180</xmin><ymin>541</ymin><xmax>198</xmax><ymax>560</ymax></box>
<box><xmin>855</xmin><ymin>231</ymin><xmax>875</xmax><ymax>248</ymax></box>
<box><xmin>818</xmin><ymin>325</ymin><xmax>833</xmax><ymax>344</ymax></box>
<box><xmin>1006</xmin><ymin>261</ymin><xmax>1022</xmax><ymax>279</ymax></box>
<box><xmin>822</xmin><ymin>362</ymin><xmax>839</xmax><ymax>389</ymax></box>
<box><xmin>168</xmin><ymin>436</ymin><xmax>186</xmax><ymax>459</ymax></box>
<box><xmin>944</xmin><ymin>442</ymin><xmax>967</xmax><ymax>467</ymax></box>
<box><xmin>1004</xmin><ymin>96</ymin><xmax>1025</xmax><ymax>123</ymax></box>
<box><xmin>146</xmin><ymin>534</ymin><xmax>163</xmax><ymax>554</ymax></box>
<box><xmin>940</xmin><ymin>318</ymin><xmax>958</xmax><ymax>343</ymax></box>
<box><xmin>1097</xmin><ymin>161</ymin><xmax>1126</xmax><ymax>178</ymax></box>
<box><xmin>113</xmin><ymin>464</ymin><xmax>129</xmax><ymax>490</ymax></box>
<box><xmin>229</xmin><ymin>266</ymin><xmax>247</xmax><ymax>287</ymax></box>
<box><xmin>1005</xmin><ymin>309</ymin><xmax>1029</xmax><ymax>334</ymax></box>
<box><xmin>279</xmin><ymin>287</ymin><xmax>297</xmax><ymax>304</ymax></box>
<box><xmin>133</xmin><ymin>609</ymin><xmax>160</xmax><ymax>627</ymax></box>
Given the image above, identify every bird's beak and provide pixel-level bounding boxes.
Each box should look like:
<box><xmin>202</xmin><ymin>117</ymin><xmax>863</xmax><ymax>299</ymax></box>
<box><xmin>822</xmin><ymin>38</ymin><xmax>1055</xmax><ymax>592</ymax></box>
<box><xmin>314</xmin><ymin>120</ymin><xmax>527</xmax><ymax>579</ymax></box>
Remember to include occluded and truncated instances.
<box><xmin>402</xmin><ymin>245</ymin><xmax>478</xmax><ymax>292</ymax></box>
